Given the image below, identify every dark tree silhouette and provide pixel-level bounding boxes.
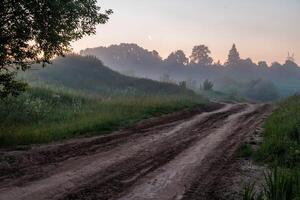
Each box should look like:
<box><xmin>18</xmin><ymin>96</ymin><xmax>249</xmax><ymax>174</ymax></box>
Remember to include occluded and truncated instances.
<box><xmin>202</xmin><ymin>79</ymin><xmax>214</xmax><ymax>91</ymax></box>
<box><xmin>226</xmin><ymin>44</ymin><xmax>240</xmax><ymax>65</ymax></box>
<box><xmin>258</xmin><ymin>61</ymin><xmax>269</xmax><ymax>68</ymax></box>
<box><xmin>80</xmin><ymin>43</ymin><xmax>300</xmax><ymax>100</ymax></box>
<box><xmin>0</xmin><ymin>0</ymin><xmax>112</xmax><ymax>97</ymax></box>
<box><xmin>190</xmin><ymin>45</ymin><xmax>213</xmax><ymax>66</ymax></box>
<box><xmin>81</xmin><ymin>43</ymin><xmax>162</xmax><ymax>75</ymax></box>
<box><xmin>165</xmin><ymin>50</ymin><xmax>189</xmax><ymax>66</ymax></box>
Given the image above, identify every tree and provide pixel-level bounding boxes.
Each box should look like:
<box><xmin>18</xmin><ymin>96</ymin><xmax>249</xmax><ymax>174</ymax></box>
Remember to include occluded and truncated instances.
<box><xmin>0</xmin><ymin>0</ymin><xmax>112</xmax><ymax>98</ymax></box>
<box><xmin>226</xmin><ymin>44</ymin><xmax>240</xmax><ymax>65</ymax></box>
<box><xmin>258</xmin><ymin>61</ymin><xmax>268</xmax><ymax>68</ymax></box>
<box><xmin>165</xmin><ymin>50</ymin><xmax>189</xmax><ymax>66</ymax></box>
<box><xmin>190</xmin><ymin>45</ymin><xmax>213</xmax><ymax>66</ymax></box>
<box><xmin>202</xmin><ymin>79</ymin><xmax>214</xmax><ymax>91</ymax></box>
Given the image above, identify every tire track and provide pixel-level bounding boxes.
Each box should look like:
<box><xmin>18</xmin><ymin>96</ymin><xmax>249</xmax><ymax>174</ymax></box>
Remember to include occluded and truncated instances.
<box><xmin>0</xmin><ymin>103</ymin><xmax>268</xmax><ymax>200</ymax></box>
<box><xmin>0</xmin><ymin>104</ymin><xmax>220</xmax><ymax>185</ymax></box>
<box><xmin>182</xmin><ymin>104</ymin><xmax>271</xmax><ymax>200</ymax></box>
<box><xmin>117</xmin><ymin>104</ymin><xmax>270</xmax><ymax>200</ymax></box>
<box><xmin>60</xmin><ymin>105</ymin><xmax>245</xmax><ymax>200</ymax></box>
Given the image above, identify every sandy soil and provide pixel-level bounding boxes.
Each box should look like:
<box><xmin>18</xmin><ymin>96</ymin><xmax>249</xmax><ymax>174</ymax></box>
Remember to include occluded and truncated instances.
<box><xmin>0</xmin><ymin>103</ymin><xmax>271</xmax><ymax>200</ymax></box>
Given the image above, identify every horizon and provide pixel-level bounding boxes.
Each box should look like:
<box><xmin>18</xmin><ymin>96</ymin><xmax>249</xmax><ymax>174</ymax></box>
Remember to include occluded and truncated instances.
<box><xmin>71</xmin><ymin>0</ymin><xmax>300</xmax><ymax>65</ymax></box>
<box><xmin>78</xmin><ymin>42</ymin><xmax>300</xmax><ymax>66</ymax></box>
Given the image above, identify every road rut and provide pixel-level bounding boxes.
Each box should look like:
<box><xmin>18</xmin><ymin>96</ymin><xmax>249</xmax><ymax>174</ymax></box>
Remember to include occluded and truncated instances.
<box><xmin>0</xmin><ymin>103</ymin><xmax>271</xmax><ymax>200</ymax></box>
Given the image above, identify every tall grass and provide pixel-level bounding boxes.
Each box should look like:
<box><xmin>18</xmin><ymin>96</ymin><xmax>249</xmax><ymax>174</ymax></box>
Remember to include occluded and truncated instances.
<box><xmin>243</xmin><ymin>95</ymin><xmax>300</xmax><ymax>199</ymax></box>
<box><xmin>256</xmin><ymin>95</ymin><xmax>300</xmax><ymax>168</ymax></box>
<box><xmin>243</xmin><ymin>183</ymin><xmax>258</xmax><ymax>200</ymax></box>
<box><xmin>243</xmin><ymin>168</ymin><xmax>300</xmax><ymax>200</ymax></box>
<box><xmin>0</xmin><ymin>87</ymin><xmax>205</xmax><ymax>147</ymax></box>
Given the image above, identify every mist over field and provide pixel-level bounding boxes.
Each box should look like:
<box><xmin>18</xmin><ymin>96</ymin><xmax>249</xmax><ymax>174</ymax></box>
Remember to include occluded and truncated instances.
<box><xmin>80</xmin><ymin>43</ymin><xmax>300</xmax><ymax>101</ymax></box>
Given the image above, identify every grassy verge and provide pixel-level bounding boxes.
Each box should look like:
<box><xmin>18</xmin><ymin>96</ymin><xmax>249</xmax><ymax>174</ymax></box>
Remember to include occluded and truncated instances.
<box><xmin>0</xmin><ymin>87</ymin><xmax>205</xmax><ymax>147</ymax></box>
<box><xmin>257</xmin><ymin>95</ymin><xmax>300</xmax><ymax>168</ymax></box>
<box><xmin>242</xmin><ymin>95</ymin><xmax>300</xmax><ymax>199</ymax></box>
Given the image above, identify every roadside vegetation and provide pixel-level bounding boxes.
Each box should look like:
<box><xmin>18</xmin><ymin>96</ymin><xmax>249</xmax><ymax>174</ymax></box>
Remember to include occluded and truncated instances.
<box><xmin>0</xmin><ymin>87</ymin><xmax>204</xmax><ymax>148</ymax></box>
<box><xmin>257</xmin><ymin>95</ymin><xmax>300</xmax><ymax>168</ymax></box>
<box><xmin>243</xmin><ymin>95</ymin><xmax>300</xmax><ymax>199</ymax></box>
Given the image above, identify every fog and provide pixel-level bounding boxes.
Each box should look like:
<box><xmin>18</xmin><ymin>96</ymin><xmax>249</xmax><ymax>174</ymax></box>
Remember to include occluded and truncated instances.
<box><xmin>80</xmin><ymin>43</ymin><xmax>300</xmax><ymax>101</ymax></box>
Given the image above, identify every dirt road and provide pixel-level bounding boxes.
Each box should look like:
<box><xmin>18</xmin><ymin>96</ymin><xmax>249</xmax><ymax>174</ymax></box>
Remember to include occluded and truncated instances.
<box><xmin>0</xmin><ymin>103</ymin><xmax>271</xmax><ymax>200</ymax></box>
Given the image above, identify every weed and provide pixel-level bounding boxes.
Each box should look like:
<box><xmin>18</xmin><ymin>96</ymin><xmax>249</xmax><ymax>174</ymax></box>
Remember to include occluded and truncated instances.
<box><xmin>243</xmin><ymin>168</ymin><xmax>300</xmax><ymax>200</ymax></box>
<box><xmin>243</xmin><ymin>183</ymin><xmax>258</xmax><ymax>200</ymax></box>
<box><xmin>263</xmin><ymin>168</ymin><xmax>293</xmax><ymax>200</ymax></box>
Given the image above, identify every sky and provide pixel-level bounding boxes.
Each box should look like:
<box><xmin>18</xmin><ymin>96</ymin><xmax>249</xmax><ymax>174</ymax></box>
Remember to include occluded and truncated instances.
<box><xmin>72</xmin><ymin>0</ymin><xmax>300</xmax><ymax>65</ymax></box>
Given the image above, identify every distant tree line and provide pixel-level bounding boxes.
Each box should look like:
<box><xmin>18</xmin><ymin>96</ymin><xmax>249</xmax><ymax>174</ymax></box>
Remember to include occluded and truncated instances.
<box><xmin>81</xmin><ymin>43</ymin><xmax>300</xmax><ymax>101</ymax></box>
<box><xmin>80</xmin><ymin>43</ymin><xmax>299</xmax><ymax>77</ymax></box>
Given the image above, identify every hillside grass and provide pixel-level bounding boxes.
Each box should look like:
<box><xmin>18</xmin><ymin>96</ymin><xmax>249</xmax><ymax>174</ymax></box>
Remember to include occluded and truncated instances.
<box><xmin>21</xmin><ymin>54</ymin><xmax>196</xmax><ymax>97</ymax></box>
<box><xmin>0</xmin><ymin>87</ymin><xmax>205</xmax><ymax>147</ymax></box>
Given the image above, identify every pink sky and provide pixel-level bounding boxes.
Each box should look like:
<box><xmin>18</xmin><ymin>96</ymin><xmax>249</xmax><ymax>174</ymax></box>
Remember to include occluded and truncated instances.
<box><xmin>72</xmin><ymin>0</ymin><xmax>300</xmax><ymax>65</ymax></box>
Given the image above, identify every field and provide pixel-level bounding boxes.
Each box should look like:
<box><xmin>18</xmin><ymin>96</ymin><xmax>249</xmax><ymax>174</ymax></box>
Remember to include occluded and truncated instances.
<box><xmin>0</xmin><ymin>87</ymin><xmax>204</xmax><ymax>147</ymax></box>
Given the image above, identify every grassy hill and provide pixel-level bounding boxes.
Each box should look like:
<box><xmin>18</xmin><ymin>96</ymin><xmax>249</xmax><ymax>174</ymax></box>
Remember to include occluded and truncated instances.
<box><xmin>0</xmin><ymin>87</ymin><xmax>203</xmax><ymax>147</ymax></box>
<box><xmin>0</xmin><ymin>55</ymin><xmax>205</xmax><ymax>147</ymax></box>
<box><xmin>21</xmin><ymin>54</ymin><xmax>195</xmax><ymax>96</ymax></box>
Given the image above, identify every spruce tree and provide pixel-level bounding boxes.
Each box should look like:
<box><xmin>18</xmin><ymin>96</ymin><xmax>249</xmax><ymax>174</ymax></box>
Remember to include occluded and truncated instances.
<box><xmin>226</xmin><ymin>44</ymin><xmax>240</xmax><ymax>65</ymax></box>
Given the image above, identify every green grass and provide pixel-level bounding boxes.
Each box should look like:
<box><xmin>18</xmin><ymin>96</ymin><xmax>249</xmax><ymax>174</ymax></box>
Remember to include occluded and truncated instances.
<box><xmin>243</xmin><ymin>182</ymin><xmax>258</xmax><ymax>200</ymax></box>
<box><xmin>243</xmin><ymin>168</ymin><xmax>300</xmax><ymax>200</ymax></box>
<box><xmin>256</xmin><ymin>95</ymin><xmax>300</xmax><ymax>168</ymax></box>
<box><xmin>0</xmin><ymin>87</ymin><xmax>205</xmax><ymax>147</ymax></box>
<box><xmin>243</xmin><ymin>95</ymin><xmax>300</xmax><ymax>200</ymax></box>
